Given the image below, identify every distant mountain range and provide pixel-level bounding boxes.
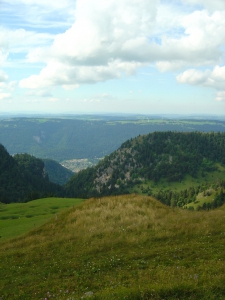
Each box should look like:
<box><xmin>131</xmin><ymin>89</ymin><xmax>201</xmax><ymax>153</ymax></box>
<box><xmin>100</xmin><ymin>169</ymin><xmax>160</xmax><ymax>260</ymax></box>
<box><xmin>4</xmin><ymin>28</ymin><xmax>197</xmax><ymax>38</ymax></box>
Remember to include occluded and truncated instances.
<box><xmin>0</xmin><ymin>117</ymin><xmax>225</xmax><ymax>163</ymax></box>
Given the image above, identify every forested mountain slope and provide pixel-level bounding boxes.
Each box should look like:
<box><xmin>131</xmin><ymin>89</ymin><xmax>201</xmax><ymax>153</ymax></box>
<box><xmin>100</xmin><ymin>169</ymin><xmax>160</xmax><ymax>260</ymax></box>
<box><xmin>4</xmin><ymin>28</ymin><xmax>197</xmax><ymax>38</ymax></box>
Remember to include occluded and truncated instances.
<box><xmin>0</xmin><ymin>117</ymin><xmax>225</xmax><ymax>162</ymax></box>
<box><xmin>42</xmin><ymin>159</ymin><xmax>74</xmax><ymax>185</ymax></box>
<box><xmin>0</xmin><ymin>146</ymin><xmax>62</xmax><ymax>203</ymax></box>
<box><xmin>65</xmin><ymin>131</ymin><xmax>225</xmax><ymax>198</ymax></box>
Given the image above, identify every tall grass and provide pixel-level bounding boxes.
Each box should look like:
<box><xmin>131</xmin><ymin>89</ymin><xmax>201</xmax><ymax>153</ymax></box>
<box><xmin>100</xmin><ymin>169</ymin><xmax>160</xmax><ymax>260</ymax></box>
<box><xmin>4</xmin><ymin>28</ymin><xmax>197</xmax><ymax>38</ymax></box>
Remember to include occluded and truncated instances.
<box><xmin>0</xmin><ymin>194</ymin><xmax>225</xmax><ymax>299</ymax></box>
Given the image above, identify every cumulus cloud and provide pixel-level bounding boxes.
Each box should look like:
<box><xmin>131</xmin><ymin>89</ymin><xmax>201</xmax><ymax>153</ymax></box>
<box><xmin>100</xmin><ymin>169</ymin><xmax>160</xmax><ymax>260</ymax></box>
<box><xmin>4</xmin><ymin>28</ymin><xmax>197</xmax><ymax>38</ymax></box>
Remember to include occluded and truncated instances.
<box><xmin>19</xmin><ymin>59</ymin><xmax>127</xmax><ymax>88</ymax></box>
<box><xmin>156</xmin><ymin>10</ymin><xmax>225</xmax><ymax>71</ymax></box>
<box><xmin>0</xmin><ymin>70</ymin><xmax>8</xmax><ymax>82</ymax></box>
<box><xmin>15</xmin><ymin>0</ymin><xmax>225</xmax><ymax>95</ymax></box>
<box><xmin>19</xmin><ymin>0</ymin><xmax>158</xmax><ymax>89</ymax></box>
<box><xmin>1</xmin><ymin>0</ymin><xmax>75</xmax><ymax>29</ymax></box>
<box><xmin>0</xmin><ymin>78</ymin><xmax>16</xmax><ymax>103</ymax></box>
<box><xmin>183</xmin><ymin>0</ymin><xmax>225</xmax><ymax>12</ymax></box>
<box><xmin>176</xmin><ymin>66</ymin><xmax>225</xmax><ymax>101</ymax></box>
<box><xmin>176</xmin><ymin>66</ymin><xmax>225</xmax><ymax>90</ymax></box>
<box><xmin>0</xmin><ymin>92</ymin><xmax>11</xmax><ymax>100</ymax></box>
<box><xmin>216</xmin><ymin>92</ymin><xmax>225</xmax><ymax>101</ymax></box>
<box><xmin>0</xmin><ymin>27</ymin><xmax>54</xmax><ymax>56</ymax></box>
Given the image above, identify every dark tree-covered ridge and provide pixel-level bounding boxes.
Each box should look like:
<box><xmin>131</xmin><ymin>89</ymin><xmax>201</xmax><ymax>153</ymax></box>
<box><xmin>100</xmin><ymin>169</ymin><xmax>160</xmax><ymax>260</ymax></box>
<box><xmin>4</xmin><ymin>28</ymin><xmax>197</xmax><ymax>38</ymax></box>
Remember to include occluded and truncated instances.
<box><xmin>0</xmin><ymin>146</ymin><xmax>62</xmax><ymax>203</ymax></box>
<box><xmin>65</xmin><ymin>131</ymin><xmax>225</xmax><ymax>198</ymax></box>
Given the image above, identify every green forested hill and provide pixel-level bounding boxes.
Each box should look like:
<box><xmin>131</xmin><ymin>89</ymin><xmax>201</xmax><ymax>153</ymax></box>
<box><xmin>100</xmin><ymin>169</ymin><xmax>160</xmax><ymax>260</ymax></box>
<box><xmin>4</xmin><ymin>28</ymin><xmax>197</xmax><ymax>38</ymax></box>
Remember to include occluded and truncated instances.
<box><xmin>65</xmin><ymin>131</ymin><xmax>225</xmax><ymax>200</ymax></box>
<box><xmin>0</xmin><ymin>147</ymin><xmax>62</xmax><ymax>203</ymax></box>
<box><xmin>0</xmin><ymin>117</ymin><xmax>225</xmax><ymax>162</ymax></box>
<box><xmin>42</xmin><ymin>159</ymin><xmax>74</xmax><ymax>185</ymax></box>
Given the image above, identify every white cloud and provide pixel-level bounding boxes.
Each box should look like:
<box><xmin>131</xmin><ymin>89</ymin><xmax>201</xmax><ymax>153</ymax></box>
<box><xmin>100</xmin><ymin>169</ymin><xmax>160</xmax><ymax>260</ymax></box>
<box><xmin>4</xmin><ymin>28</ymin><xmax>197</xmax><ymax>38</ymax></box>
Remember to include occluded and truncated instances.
<box><xmin>11</xmin><ymin>0</ymin><xmax>225</xmax><ymax>97</ymax></box>
<box><xmin>48</xmin><ymin>97</ymin><xmax>59</xmax><ymax>102</ymax></box>
<box><xmin>25</xmin><ymin>89</ymin><xmax>53</xmax><ymax>97</ymax></box>
<box><xmin>1</xmin><ymin>0</ymin><xmax>75</xmax><ymax>30</ymax></box>
<box><xmin>0</xmin><ymin>27</ymin><xmax>54</xmax><ymax>56</ymax></box>
<box><xmin>176</xmin><ymin>66</ymin><xmax>225</xmax><ymax>101</ymax></box>
<box><xmin>0</xmin><ymin>70</ymin><xmax>8</xmax><ymax>82</ymax></box>
<box><xmin>0</xmin><ymin>48</ymin><xmax>8</xmax><ymax>65</ymax></box>
<box><xmin>0</xmin><ymin>81</ymin><xmax>16</xmax><ymax>91</ymax></box>
<box><xmin>216</xmin><ymin>91</ymin><xmax>225</xmax><ymax>101</ymax></box>
<box><xmin>182</xmin><ymin>0</ymin><xmax>225</xmax><ymax>12</ymax></box>
<box><xmin>4</xmin><ymin>0</ymin><xmax>74</xmax><ymax>10</ymax></box>
<box><xmin>176</xmin><ymin>66</ymin><xmax>225</xmax><ymax>90</ymax></box>
<box><xmin>19</xmin><ymin>0</ymin><xmax>158</xmax><ymax>89</ymax></box>
<box><xmin>0</xmin><ymin>92</ymin><xmax>11</xmax><ymax>100</ymax></box>
<box><xmin>19</xmin><ymin>60</ymin><xmax>124</xmax><ymax>89</ymax></box>
<box><xmin>156</xmin><ymin>10</ymin><xmax>225</xmax><ymax>71</ymax></box>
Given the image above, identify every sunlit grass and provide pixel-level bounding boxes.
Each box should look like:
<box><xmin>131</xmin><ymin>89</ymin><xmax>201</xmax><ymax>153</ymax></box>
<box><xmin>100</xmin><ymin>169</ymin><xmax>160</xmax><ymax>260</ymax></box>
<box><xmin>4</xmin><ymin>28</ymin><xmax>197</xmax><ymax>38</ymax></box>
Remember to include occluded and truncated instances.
<box><xmin>0</xmin><ymin>198</ymin><xmax>83</xmax><ymax>241</ymax></box>
<box><xmin>0</xmin><ymin>194</ymin><xmax>225</xmax><ymax>299</ymax></box>
<box><xmin>131</xmin><ymin>166</ymin><xmax>225</xmax><ymax>195</ymax></box>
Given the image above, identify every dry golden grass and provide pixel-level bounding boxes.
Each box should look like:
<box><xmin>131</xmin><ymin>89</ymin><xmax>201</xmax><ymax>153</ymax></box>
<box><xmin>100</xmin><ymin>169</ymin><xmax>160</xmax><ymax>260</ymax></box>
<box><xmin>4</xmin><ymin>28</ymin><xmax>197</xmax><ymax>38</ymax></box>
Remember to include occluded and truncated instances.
<box><xmin>1</xmin><ymin>194</ymin><xmax>225</xmax><ymax>299</ymax></box>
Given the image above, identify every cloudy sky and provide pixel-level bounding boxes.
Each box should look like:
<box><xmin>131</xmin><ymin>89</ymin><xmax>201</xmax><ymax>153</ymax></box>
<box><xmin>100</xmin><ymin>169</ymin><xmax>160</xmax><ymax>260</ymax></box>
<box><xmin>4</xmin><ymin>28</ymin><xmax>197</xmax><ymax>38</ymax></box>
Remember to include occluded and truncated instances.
<box><xmin>0</xmin><ymin>0</ymin><xmax>225</xmax><ymax>115</ymax></box>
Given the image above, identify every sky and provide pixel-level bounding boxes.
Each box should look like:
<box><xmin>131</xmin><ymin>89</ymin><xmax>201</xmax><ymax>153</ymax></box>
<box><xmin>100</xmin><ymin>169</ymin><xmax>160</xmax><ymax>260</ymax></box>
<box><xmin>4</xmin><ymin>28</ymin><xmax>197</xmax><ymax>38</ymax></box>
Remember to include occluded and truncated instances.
<box><xmin>0</xmin><ymin>0</ymin><xmax>225</xmax><ymax>115</ymax></box>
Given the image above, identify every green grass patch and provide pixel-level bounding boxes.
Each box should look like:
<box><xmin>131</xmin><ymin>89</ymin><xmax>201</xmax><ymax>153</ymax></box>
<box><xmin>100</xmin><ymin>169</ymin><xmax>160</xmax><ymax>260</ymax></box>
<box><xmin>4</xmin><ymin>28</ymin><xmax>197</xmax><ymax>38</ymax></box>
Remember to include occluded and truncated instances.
<box><xmin>0</xmin><ymin>198</ymin><xmax>83</xmax><ymax>241</ymax></box>
<box><xmin>0</xmin><ymin>195</ymin><xmax>225</xmax><ymax>299</ymax></box>
<box><xmin>130</xmin><ymin>165</ymin><xmax>225</xmax><ymax>196</ymax></box>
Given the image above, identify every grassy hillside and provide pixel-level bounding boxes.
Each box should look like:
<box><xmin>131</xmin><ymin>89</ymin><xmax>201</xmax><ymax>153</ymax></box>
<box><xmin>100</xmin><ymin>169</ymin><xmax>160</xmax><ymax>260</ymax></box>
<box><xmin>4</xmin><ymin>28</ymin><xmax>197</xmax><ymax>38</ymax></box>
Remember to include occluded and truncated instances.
<box><xmin>0</xmin><ymin>197</ymin><xmax>83</xmax><ymax>241</ymax></box>
<box><xmin>0</xmin><ymin>194</ymin><xmax>225</xmax><ymax>299</ymax></box>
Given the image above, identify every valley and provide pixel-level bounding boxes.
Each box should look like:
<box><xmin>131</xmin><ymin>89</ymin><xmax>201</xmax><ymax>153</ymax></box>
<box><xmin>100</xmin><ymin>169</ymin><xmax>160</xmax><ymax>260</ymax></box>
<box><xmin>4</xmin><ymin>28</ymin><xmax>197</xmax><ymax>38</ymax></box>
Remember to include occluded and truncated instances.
<box><xmin>0</xmin><ymin>115</ymin><xmax>225</xmax><ymax>299</ymax></box>
<box><xmin>61</xmin><ymin>157</ymin><xmax>102</xmax><ymax>173</ymax></box>
<box><xmin>0</xmin><ymin>116</ymin><xmax>225</xmax><ymax>164</ymax></box>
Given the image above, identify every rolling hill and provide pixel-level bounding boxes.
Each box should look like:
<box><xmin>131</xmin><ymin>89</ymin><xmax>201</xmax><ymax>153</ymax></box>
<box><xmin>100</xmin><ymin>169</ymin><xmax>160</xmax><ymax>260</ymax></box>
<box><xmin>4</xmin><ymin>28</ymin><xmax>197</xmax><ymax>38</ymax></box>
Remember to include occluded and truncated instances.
<box><xmin>0</xmin><ymin>194</ymin><xmax>225</xmax><ymax>299</ymax></box>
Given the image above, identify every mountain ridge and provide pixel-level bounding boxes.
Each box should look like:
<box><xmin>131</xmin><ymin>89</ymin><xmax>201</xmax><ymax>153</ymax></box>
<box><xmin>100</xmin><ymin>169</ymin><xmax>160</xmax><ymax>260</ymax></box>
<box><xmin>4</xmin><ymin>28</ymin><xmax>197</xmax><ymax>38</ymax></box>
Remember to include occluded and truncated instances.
<box><xmin>0</xmin><ymin>146</ymin><xmax>63</xmax><ymax>203</ymax></box>
<box><xmin>65</xmin><ymin>131</ymin><xmax>225</xmax><ymax>200</ymax></box>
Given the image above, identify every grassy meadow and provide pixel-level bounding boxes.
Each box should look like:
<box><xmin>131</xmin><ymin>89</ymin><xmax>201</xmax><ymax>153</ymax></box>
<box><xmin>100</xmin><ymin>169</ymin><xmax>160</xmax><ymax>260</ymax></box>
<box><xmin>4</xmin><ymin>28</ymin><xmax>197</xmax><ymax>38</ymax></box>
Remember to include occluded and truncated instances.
<box><xmin>132</xmin><ymin>166</ymin><xmax>225</xmax><ymax>195</ymax></box>
<box><xmin>0</xmin><ymin>194</ymin><xmax>225</xmax><ymax>299</ymax></box>
<box><xmin>0</xmin><ymin>198</ymin><xmax>83</xmax><ymax>241</ymax></box>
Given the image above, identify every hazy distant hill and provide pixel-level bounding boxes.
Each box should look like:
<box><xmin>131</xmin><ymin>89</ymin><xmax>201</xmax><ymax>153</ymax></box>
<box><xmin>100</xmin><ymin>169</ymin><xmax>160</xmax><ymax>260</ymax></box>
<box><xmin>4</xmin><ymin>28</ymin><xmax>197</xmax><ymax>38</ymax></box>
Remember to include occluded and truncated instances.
<box><xmin>65</xmin><ymin>131</ymin><xmax>225</xmax><ymax>199</ymax></box>
<box><xmin>0</xmin><ymin>117</ymin><xmax>225</xmax><ymax>162</ymax></box>
<box><xmin>0</xmin><ymin>146</ymin><xmax>62</xmax><ymax>203</ymax></box>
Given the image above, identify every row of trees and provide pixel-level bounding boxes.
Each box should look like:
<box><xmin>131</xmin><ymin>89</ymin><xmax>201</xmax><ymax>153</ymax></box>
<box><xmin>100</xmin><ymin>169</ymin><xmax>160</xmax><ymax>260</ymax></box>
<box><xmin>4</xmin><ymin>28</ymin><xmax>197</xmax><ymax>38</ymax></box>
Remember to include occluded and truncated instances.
<box><xmin>150</xmin><ymin>180</ymin><xmax>225</xmax><ymax>209</ymax></box>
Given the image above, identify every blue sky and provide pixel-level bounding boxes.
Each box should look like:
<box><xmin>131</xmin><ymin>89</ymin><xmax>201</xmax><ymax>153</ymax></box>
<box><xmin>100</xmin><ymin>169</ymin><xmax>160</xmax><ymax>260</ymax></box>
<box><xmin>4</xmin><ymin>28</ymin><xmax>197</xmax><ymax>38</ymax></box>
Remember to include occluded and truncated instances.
<box><xmin>0</xmin><ymin>0</ymin><xmax>225</xmax><ymax>115</ymax></box>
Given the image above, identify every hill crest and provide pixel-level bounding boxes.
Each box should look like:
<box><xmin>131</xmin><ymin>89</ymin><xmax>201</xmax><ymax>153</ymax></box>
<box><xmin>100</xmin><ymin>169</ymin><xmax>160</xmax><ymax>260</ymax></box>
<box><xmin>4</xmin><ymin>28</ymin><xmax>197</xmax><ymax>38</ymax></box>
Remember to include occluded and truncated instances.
<box><xmin>65</xmin><ymin>131</ymin><xmax>225</xmax><ymax>199</ymax></box>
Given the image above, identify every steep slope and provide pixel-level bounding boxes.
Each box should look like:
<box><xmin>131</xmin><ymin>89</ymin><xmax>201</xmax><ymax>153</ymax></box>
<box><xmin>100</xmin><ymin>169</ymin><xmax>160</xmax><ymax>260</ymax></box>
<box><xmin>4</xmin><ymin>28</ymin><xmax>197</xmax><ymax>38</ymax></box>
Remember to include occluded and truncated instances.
<box><xmin>1</xmin><ymin>194</ymin><xmax>225</xmax><ymax>299</ymax></box>
<box><xmin>65</xmin><ymin>131</ymin><xmax>225</xmax><ymax>198</ymax></box>
<box><xmin>42</xmin><ymin>159</ymin><xmax>74</xmax><ymax>185</ymax></box>
<box><xmin>0</xmin><ymin>146</ymin><xmax>62</xmax><ymax>203</ymax></box>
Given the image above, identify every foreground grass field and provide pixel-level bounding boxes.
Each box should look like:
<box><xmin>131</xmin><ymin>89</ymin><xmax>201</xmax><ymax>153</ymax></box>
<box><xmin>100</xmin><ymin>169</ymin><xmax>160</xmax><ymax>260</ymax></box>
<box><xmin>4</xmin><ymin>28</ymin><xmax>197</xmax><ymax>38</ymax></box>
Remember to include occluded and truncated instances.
<box><xmin>0</xmin><ymin>194</ymin><xmax>225</xmax><ymax>299</ymax></box>
<box><xmin>0</xmin><ymin>198</ymin><xmax>83</xmax><ymax>241</ymax></box>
